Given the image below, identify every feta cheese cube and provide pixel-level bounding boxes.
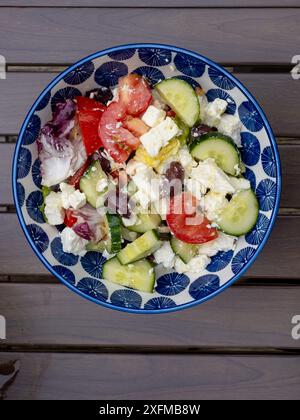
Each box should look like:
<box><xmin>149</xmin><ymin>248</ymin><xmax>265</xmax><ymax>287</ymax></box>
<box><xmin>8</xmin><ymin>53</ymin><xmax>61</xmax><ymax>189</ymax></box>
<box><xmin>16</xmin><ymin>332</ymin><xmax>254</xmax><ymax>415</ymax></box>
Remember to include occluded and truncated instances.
<box><xmin>174</xmin><ymin>254</ymin><xmax>211</xmax><ymax>274</ymax></box>
<box><xmin>142</xmin><ymin>105</ymin><xmax>166</xmax><ymax>127</ymax></box>
<box><xmin>198</xmin><ymin>231</ymin><xmax>237</xmax><ymax>257</ymax></box>
<box><xmin>60</xmin><ymin>182</ymin><xmax>75</xmax><ymax>209</ymax></box>
<box><xmin>191</xmin><ymin>158</ymin><xmax>235</xmax><ymax>195</ymax></box>
<box><xmin>131</xmin><ymin>167</ymin><xmax>160</xmax><ymax>209</ymax></box>
<box><xmin>154</xmin><ymin>241</ymin><xmax>175</xmax><ymax>269</ymax></box>
<box><xmin>69</xmin><ymin>190</ymin><xmax>86</xmax><ymax>210</ymax></box>
<box><xmin>140</xmin><ymin>117</ymin><xmax>180</xmax><ymax>157</ymax></box>
<box><xmin>204</xmin><ymin>191</ymin><xmax>229</xmax><ymax>222</ymax></box>
<box><xmin>44</xmin><ymin>191</ymin><xmax>64</xmax><ymax>225</ymax></box>
<box><xmin>229</xmin><ymin>177</ymin><xmax>251</xmax><ymax>191</ymax></box>
<box><xmin>202</xmin><ymin>98</ymin><xmax>227</xmax><ymax>127</ymax></box>
<box><xmin>217</xmin><ymin>114</ymin><xmax>242</xmax><ymax>146</ymax></box>
<box><xmin>60</xmin><ymin>227</ymin><xmax>88</xmax><ymax>256</ymax></box>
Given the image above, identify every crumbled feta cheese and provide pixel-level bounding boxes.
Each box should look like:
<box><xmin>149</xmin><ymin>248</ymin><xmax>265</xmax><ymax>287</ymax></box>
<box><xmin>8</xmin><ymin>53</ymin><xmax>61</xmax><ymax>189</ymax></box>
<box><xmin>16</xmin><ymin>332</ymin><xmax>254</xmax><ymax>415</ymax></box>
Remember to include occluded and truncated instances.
<box><xmin>122</xmin><ymin>213</ymin><xmax>138</xmax><ymax>227</ymax></box>
<box><xmin>69</xmin><ymin>189</ymin><xmax>86</xmax><ymax>210</ymax></box>
<box><xmin>191</xmin><ymin>158</ymin><xmax>235</xmax><ymax>195</ymax></box>
<box><xmin>229</xmin><ymin>177</ymin><xmax>251</xmax><ymax>191</ymax></box>
<box><xmin>60</xmin><ymin>182</ymin><xmax>75</xmax><ymax>209</ymax></box>
<box><xmin>178</xmin><ymin>146</ymin><xmax>197</xmax><ymax>175</ymax></box>
<box><xmin>152</xmin><ymin>197</ymin><xmax>169</xmax><ymax>220</ymax></box>
<box><xmin>141</xmin><ymin>105</ymin><xmax>166</xmax><ymax>128</ymax></box>
<box><xmin>140</xmin><ymin>117</ymin><xmax>180</xmax><ymax>157</ymax></box>
<box><xmin>198</xmin><ymin>231</ymin><xmax>237</xmax><ymax>257</ymax></box>
<box><xmin>102</xmin><ymin>249</ymin><xmax>116</xmax><ymax>259</ymax></box>
<box><xmin>174</xmin><ymin>254</ymin><xmax>211</xmax><ymax>274</ymax></box>
<box><xmin>204</xmin><ymin>191</ymin><xmax>229</xmax><ymax>222</ymax></box>
<box><xmin>131</xmin><ymin>167</ymin><xmax>160</xmax><ymax>208</ymax></box>
<box><xmin>96</xmin><ymin>178</ymin><xmax>109</xmax><ymax>193</ymax></box>
<box><xmin>234</xmin><ymin>164</ymin><xmax>241</xmax><ymax>176</ymax></box>
<box><xmin>153</xmin><ymin>241</ymin><xmax>175</xmax><ymax>268</ymax></box>
<box><xmin>202</xmin><ymin>98</ymin><xmax>227</xmax><ymax>127</ymax></box>
<box><xmin>126</xmin><ymin>159</ymin><xmax>147</xmax><ymax>177</ymax></box>
<box><xmin>185</xmin><ymin>178</ymin><xmax>205</xmax><ymax>200</ymax></box>
<box><xmin>44</xmin><ymin>191</ymin><xmax>64</xmax><ymax>225</ymax></box>
<box><xmin>198</xmin><ymin>94</ymin><xmax>208</xmax><ymax>122</ymax></box>
<box><xmin>59</xmin><ymin>182</ymin><xmax>86</xmax><ymax>210</ymax></box>
<box><xmin>217</xmin><ymin>114</ymin><xmax>242</xmax><ymax>146</ymax></box>
<box><xmin>60</xmin><ymin>227</ymin><xmax>88</xmax><ymax>256</ymax></box>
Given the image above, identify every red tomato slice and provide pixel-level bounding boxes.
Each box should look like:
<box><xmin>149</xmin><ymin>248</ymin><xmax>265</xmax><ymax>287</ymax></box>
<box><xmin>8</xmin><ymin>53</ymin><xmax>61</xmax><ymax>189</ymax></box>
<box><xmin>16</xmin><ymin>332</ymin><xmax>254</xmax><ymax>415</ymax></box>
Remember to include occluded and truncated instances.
<box><xmin>76</xmin><ymin>96</ymin><xmax>106</xmax><ymax>156</ymax></box>
<box><xmin>99</xmin><ymin>102</ymin><xmax>140</xmax><ymax>163</ymax></box>
<box><xmin>64</xmin><ymin>209</ymin><xmax>77</xmax><ymax>227</ymax></box>
<box><xmin>68</xmin><ymin>159</ymin><xmax>91</xmax><ymax>188</ymax></box>
<box><xmin>119</xmin><ymin>74</ymin><xmax>152</xmax><ymax>116</ymax></box>
<box><xmin>166</xmin><ymin>192</ymin><xmax>218</xmax><ymax>244</ymax></box>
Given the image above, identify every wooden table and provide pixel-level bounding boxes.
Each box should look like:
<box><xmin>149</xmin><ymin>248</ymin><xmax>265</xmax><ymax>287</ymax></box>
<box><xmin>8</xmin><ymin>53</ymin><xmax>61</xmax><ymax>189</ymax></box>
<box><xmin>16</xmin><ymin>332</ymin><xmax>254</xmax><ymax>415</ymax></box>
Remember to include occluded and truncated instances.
<box><xmin>0</xmin><ymin>1</ymin><xmax>300</xmax><ymax>400</ymax></box>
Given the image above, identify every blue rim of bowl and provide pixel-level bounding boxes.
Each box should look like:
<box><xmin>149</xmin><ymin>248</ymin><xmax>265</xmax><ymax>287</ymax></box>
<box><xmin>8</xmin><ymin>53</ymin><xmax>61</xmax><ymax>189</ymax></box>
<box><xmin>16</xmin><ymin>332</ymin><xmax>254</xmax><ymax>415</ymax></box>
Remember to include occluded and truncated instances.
<box><xmin>12</xmin><ymin>43</ymin><xmax>281</xmax><ymax>314</ymax></box>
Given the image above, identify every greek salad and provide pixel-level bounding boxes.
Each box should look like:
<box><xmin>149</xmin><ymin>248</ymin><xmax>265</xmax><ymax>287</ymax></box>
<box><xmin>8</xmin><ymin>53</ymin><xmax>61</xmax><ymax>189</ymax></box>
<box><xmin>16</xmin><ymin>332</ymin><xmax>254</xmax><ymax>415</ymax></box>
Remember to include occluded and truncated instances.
<box><xmin>38</xmin><ymin>73</ymin><xmax>258</xmax><ymax>293</ymax></box>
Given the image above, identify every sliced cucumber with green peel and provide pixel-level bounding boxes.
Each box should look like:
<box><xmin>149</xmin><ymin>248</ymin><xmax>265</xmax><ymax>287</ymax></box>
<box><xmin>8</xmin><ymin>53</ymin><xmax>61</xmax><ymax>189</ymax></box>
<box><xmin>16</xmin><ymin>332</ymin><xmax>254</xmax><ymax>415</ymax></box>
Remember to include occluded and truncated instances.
<box><xmin>121</xmin><ymin>226</ymin><xmax>139</xmax><ymax>242</ymax></box>
<box><xmin>117</xmin><ymin>230</ymin><xmax>161</xmax><ymax>265</ymax></box>
<box><xmin>155</xmin><ymin>78</ymin><xmax>200</xmax><ymax>127</ymax></box>
<box><xmin>170</xmin><ymin>237</ymin><xmax>199</xmax><ymax>263</ymax></box>
<box><xmin>104</xmin><ymin>213</ymin><xmax>122</xmax><ymax>253</ymax></box>
<box><xmin>79</xmin><ymin>160</ymin><xmax>108</xmax><ymax>208</ymax></box>
<box><xmin>128</xmin><ymin>213</ymin><xmax>161</xmax><ymax>233</ymax></box>
<box><xmin>102</xmin><ymin>257</ymin><xmax>155</xmax><ymax>293</ymax></box>
<box><xmin>218</xmin><ymin>189</ymin><xmax>259</xmax><ymax>236</ymax></box>
<box><xmin>39</xmin><ymin>185</ymin><xmax>51</xmax><ymax>222</ymax></box>
<box><xmin>174</xmin><ymin>117</ymin><xmax>190</xmax><ymax>144</ymax></box>
<box><xmin>190</xmin><ymin>132</ymin><xmax>241</xmax><ymax>176</ymax></box>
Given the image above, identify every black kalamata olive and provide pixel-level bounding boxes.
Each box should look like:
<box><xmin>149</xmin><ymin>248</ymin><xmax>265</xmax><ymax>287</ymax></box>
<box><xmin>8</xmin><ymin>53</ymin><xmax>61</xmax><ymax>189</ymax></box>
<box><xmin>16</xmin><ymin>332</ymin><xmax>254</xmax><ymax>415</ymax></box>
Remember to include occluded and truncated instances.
<box><xmin>165</xmin><ymin>161</ymin><xmax>184</xmax><ymax>197</ymax></box>
<box><xmin>98</xmin><ymin>149</ymin><xmax>112</xmax><ymax>173</ymax></box>
<box><xmin>85</xmin><ymin>87</ymin><xmax>113</xmax><ymax>105</ymax></box>
<box><xmin>165</xmin><ymin>161</ymin><xmax>184</xmax><ymax>183</ymax></box>
<box><xmin>190</xmin><ymin>124</ymin><xmax>217</xmax><ymax>138</ymax></box>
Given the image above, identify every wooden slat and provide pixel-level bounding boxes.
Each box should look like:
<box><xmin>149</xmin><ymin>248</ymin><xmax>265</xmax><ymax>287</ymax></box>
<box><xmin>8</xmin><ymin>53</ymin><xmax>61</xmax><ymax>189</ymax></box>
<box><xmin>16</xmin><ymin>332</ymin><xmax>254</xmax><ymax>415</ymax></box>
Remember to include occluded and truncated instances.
<box><xmin>1</xmin><ymin>283</ymin><xmax>300</xmax><ymax>347</ymax></box>
<box><xmin>0</xmin><ymin>213</ymin><xmax>299</xmax><ymax>277</ymax></box>
<box><xmin>2</xmin><ymin>143</ymin><xmax>300</xmax><ymax>208</ymax></box>
<box><xmin>0</xmin><ymin>1</ymin><xmax>299</xmax><ymax>6</ymax></box>
<box><xmin>0</xmin><ymin>8</ymin><xmax>299</xmax><ymax>64</ymax></box>
<box><xmin>1</xmin><ymin>352</ymin><xmax>299</xmax><ymax>400</ymax></box>
<box><xmin>1</xmin><ymin>72</ymin><xmax>299</xmax><ymax>136</ymax></box>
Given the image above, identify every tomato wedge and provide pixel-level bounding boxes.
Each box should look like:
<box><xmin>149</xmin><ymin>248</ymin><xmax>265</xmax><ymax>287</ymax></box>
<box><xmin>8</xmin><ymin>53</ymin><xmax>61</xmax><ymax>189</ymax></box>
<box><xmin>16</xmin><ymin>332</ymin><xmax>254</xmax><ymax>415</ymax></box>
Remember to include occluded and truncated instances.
<box><xmin>119</xmin><ymin>74</ymin><xmax>152</xmax><ymax>116</ymax></box>
<box><xmin>76</xmin><ymin>96</ymin><xmax>106</xmax><ymax>156</ymax></box>
<box><xmin>166</xmin><ymin>192</ymin><xmax>218</xmax><ymax>244</ymax></box>
<box><xmin>64</xmin><ymin>209</ymin><xmax>77</xmax><ymax>227</ymax></box>
<box><xmin>99</xmin><ymin>102</ymin><xmax>140</xmax><ymax>163</ymax></box>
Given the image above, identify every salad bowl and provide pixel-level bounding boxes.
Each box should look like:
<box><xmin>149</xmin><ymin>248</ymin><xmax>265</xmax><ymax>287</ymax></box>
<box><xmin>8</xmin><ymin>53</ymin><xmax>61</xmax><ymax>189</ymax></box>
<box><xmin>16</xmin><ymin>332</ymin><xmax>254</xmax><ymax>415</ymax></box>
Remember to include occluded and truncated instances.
<box><xmin>12</xmin><ymin>43</ymin><xmax>281</xmax><ymax>313</ymax></box>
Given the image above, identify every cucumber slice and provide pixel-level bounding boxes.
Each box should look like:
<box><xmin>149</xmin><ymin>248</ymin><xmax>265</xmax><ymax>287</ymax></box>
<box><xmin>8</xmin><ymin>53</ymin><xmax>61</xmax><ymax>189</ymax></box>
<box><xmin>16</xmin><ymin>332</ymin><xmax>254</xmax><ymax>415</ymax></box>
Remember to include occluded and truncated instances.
<box><xmin>170</xmin><ymin>237</ymin><xmax>199</xmax><ymax>264</ymax></box>
<box><xmin>102</xmin><ymin>257</ymin><xmax>155</xmax><ymax>293</ymax></box>
<box><xmin>155</xmin><ymin>78</ymin><xmax>200</xmax><ymax>127</ymax></box>
<box><xmin>117</xmin><ymin>230</ymin><xmax>161</xmax><ymax>265</ymax></box>
<box><xmin>218</xmin><ymin>189</ymin><xmax>259</xmax><ymax>236</ymax></box>
<box><xmin>86</xmin><ymin>240</ymin><xmax>107</xmax><ymax>252</ymax></box>
<box><xmin>39</xmin><ymin>185</ymin><xmax>51</xmax><ymax>222</ymax></box>
<box><xmin>128</xmin><ymin>213</ymin><xmax>161</xmax><ymax>233</ymax></box>
<box><xmin>121</xmin><ymin>226</ymin><xmax>139</xmax><ymax>242</ymax></box>
<box><xmin>104</xmin><ymin>213</ymin><xmax>122</xmax><ymax>253</ymax></box>
<box><xmin>174</xmin><ymin>117</ymin><xmax>190</xmax><ymax>145</ymax></box>
<box><xmin>190</xmin><ymin>132</ymin><xmax>241</xmax><ymax>176</ymax></box>
<box><xmin>79</xmin><ymin>160</ymin><xmax>108</xmax><ymax>208</ymax></box>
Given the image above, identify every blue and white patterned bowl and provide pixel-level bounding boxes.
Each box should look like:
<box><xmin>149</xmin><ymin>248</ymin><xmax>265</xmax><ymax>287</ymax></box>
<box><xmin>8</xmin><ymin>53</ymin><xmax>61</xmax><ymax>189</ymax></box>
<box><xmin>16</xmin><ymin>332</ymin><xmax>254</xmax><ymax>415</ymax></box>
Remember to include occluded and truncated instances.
<box><xmin>12</xmin><ymin>44</ymin><xmax>281</xmax><ymax>313</ymax></box>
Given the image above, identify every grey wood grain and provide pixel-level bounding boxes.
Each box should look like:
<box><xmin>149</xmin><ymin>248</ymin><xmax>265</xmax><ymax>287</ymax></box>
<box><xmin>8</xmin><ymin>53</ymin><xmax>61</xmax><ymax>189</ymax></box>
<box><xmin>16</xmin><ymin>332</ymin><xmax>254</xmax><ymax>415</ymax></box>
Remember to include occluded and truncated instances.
<box><xmin>1</xmin><ymin>352</ymin><xmax>299</xmax><ymax>400</ymax></box>
<box><xmin>2</xmin><ymin>143</ymin><xmax>300</xmax><ymax>208</ymax></box>
<box><xmin>0</xmin><ymin>8</ymin><xmax>299</xmax><ymax>64</ymax></box>
<box><xmin>0</xmin><ymin>72</ymin><xmax>299</xmax><ymax>136</ymax></box>
<box><xmin>0</xmin><ymin>213</ymin><xmax>298</xmax><ymax>277</ymax></box>
<box><xmin>0</xmin><ymin>1</ymin><xmax>299</xmax><ymax>5</ymax></box>
<box><xmin>0</xmin><ymin>283</ymin><xmax>299</xmax><ymax>347</ymax></box>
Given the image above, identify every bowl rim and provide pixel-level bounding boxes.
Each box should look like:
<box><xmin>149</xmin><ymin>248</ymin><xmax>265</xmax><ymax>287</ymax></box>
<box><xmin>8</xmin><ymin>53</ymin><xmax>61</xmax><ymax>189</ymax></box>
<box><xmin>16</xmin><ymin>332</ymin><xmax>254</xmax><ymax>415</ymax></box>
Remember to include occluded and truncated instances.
<box><xmin>12</xmin><ymin>43</ymin><xmax>282</xmax><ymax>314</ymax></box>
